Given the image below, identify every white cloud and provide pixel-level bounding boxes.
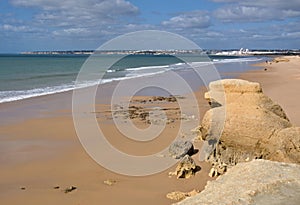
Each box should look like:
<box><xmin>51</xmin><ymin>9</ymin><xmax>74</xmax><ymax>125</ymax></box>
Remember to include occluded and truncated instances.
<box><xmin>284</xmin><ymin>31</ymin><xmax>300</xmax><ymax>38</ymax></box>
<box><xmin>11</xmin><ymin>0</ymin><xmax>139</xmax><ymax>14</ymax></box>
<box><xmin>5</xmin><ymin>0</ymin><xmax>140</xmax><ymax>41</ymax></box>
<box><xmin>214</xmin><ymin>6</ymin><xmax>287</xmax><ymax>22</ymax></box>
<box><xmin>240</xmin><ymin>0</ymin><xmax>300</xmax><ymax>11</ymax></box>
<box><xmin>212</xmin><ymin>0</ymin><xmax>300</xmax><ymax>22</ymax></box>
<box><xmin>1</xmin><ymin>24</ymin><xmax>32</xmax><ymax>32</ymax></box>
<box><xmin>282</xmin><ymin>10</ymin><xmax>300</xmax><ymax>18</ymax></box>
<box><xmin>1</xmin><ymin>0</ymin><xmax>299</xmax><ymax>51</ymax></box>
<box><xmin>52</xmin><ymin>28</ymin><xmax>90</xmax><ymax>36</ymax></box>
<box><xmin>211</xmin><ymin>0</ymin><xmax>300</xmax><ymax>10</ymax></box>
<box><xmin>205</xmin><ymin>31</ymin><xmax>224</xmax><ymax>37</ymax></box>
<box><xmin>162</xmin><ymin>11</ymin><xmax>211</xmax><ymax>29</ymax></box>
<box><xmin>10</xmin><ymin>0</ymin><xmax>139</xmax><ymax>31</ymax></box>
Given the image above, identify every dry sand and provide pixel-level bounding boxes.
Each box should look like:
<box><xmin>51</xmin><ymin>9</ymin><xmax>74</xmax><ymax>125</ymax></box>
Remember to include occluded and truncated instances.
<box><xmin>0</xmin><ymin>55</ymin><xmax>299</xmax><ymax>204</ymax></box>
<box><xmin>241</xmin><ymin>56</ymin><xmax>300</xmax><ymax>126</ymax></box>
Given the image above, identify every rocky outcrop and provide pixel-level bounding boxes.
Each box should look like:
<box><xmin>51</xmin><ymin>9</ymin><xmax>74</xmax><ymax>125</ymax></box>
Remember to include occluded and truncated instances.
<box><xmin>199</xmin><ymin>79</ymin><xmax>299</xmax><ymax>176</ymax></box>
<box><xmin>177</xmin><ymin>79</ymin><xmax>300</xmax><ymax>204</ymax></box>
<box><xmin>204</xmin><ymin>79</ymin><xmax>289</xmax><ymax>120</ymax></box>
<box><xmin>176</xmin><ymin>160</ymin><xmax>300</xmax><ymax>205</ymax></box>
<box><xmin>169</xmin><ymin>155</ymin><xmax>199</xmax><ymax>179</ymax></box>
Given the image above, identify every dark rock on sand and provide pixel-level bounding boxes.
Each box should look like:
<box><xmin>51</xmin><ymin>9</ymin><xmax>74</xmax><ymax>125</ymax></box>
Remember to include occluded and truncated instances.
<box><xmin>177</xmin><ymin>160</ymin><xmax>300</xmax><ymax>205</ymax></box>
<box><xmin>169</xmin><ymin>141</ymin><xmax>194</xmax><ymax>159</ymax></box>
<box><xmin>64</xmin><ymin>186</ymin><xmax>77</xmax><ymax>193</ymax></box>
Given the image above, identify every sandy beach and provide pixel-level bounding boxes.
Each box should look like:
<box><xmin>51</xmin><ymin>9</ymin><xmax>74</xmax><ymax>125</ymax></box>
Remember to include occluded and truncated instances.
<box><xmin>241</xmin><ymin>56</ymin><xmax>300</xmax><ymax>126</ymax></box>
<box><xmin>0</xmin><ymin>56</ymin><xmax>299</xmax><ymax>204</ymax></box>
<box><xmin>0</xmin><ymin>76</ymin><xmax>212</xmax><ymax>204</ymax></box>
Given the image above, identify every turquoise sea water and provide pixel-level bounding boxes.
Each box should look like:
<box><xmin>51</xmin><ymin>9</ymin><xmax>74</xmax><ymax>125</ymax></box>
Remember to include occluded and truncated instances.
<box><xmin>0</xmin><ymin>54</ymin><xmax>263</xmax><ymax>103</ymax></box>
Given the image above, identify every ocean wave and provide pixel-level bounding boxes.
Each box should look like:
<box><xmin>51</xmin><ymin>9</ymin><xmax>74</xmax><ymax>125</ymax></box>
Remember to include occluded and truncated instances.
<box><xmin>125</xmin><ymin>65</ymin><xmax>170</xmax><ymax>71</ymax></box>
<box><xmin>212</xmin><ymin>57</ymin><xmax>262</xmax><ymax>63</ymax></box>
<box><xmin>2</xmin><ymin>72</ymin><xmax>78</xmax><ymax>82</ymax></box>
<box><xmin>0</xmin><ymin>85</ymin><xmax>75</xmax><ymax>103</ymax></box>
<box><xmin>0</xmin><ymin>71</ymin><xmax>167</xmax><ymax>103</ymax></box>
<box><xmin>106</xmin><ymin>69</ymin><xmax>116</xmax><ymax>73</ymax></box>
<box><xmin>0</xmin><ymin>57</ymin><xmax>263</xmax><ymax>103</ymax></box>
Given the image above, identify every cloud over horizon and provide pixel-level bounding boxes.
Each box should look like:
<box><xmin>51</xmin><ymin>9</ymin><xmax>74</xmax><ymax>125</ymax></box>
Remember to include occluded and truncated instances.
<box><xmin>0</xmin><ymin>0</ymin><xmax>299</xmax><ymax>52</ymax></box>
<box><xmin>212</xmin><ymin>0</ymin><xmax>300</xmax><ymax>22</ymax></box>
<box><xmin>162</xmin><ymin>11</ymin><xmax>211</xmax><ymax>29</ymax></box>
<box><xmin>10</xmin><ymin>0</ymin><xmax>139</xmax><ymax>34</ymax></box>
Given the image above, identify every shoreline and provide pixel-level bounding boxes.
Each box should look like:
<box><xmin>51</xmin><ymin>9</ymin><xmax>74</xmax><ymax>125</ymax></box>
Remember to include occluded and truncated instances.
<box><xmin>1</xmin><ymin>56</ymin><xmax>298</xmax><ymax>204</ymax></box>
<box><xmin>0</xmin><ymin>70</ymin><xmax>213</xmax><ymax>204</ymax></box>
<box><xmin>0</xmin><ymin>57</ymin><xmax>264</xmax><ymax>125</ymax></box>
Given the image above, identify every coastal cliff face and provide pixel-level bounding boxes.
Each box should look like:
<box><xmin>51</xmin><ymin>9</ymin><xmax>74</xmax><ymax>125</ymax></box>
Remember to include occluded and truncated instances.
<box><xmin>198</xmin><ymin>79</ymin><xmax>300</xmax><ymax>177</ymax></box>
<box><xmin>176</xmin><ymin>79</ymin><xmax>300</xmax><ymax>204</ymax></box>
<box><xmin>177</xmin><ymin>160</ymin><xmax>300</xmax><ymax>205</ymax></box>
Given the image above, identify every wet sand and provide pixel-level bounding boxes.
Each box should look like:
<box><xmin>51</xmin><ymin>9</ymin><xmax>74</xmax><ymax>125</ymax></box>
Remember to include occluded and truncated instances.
<box><xmin>0</xmin><ymin>78</ymin><xmax>212</xmax><ymax>204</ymax></box>
<box><xmin>0</xmin><ymin>56</ymin><xmax>299</xmax><ymax>204</ymax></box>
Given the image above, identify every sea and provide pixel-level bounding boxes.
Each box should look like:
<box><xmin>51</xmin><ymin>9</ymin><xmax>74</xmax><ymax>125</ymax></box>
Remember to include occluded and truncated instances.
<box><xmin>0</xmin><ymin>54</ymin><xmax>265</xmax><ymax>104</ymax></box>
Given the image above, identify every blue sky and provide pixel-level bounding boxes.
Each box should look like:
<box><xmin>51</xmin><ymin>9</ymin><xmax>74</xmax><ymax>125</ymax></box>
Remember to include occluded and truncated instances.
<box><xmin>1</xmin><ymin>0</ymin><xmax>300</xmax><ymax>53</ymax></box>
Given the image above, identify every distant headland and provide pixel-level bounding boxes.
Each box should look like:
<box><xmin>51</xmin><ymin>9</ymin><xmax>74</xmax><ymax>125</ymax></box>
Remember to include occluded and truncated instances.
<box><xmin>21</xmin><ymin>48</ymin><xmax>300</xmax><ymax>56</ymax></box>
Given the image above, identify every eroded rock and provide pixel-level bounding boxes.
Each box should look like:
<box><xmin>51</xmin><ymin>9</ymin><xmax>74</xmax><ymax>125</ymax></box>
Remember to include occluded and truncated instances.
<box><xmin>169</xmin><ymin>155</ymin><xmax>199</xmax><ymax>179</ymax></box>
<box><xmin>269</xmin><ymin>127</ymin><xmax>300</xmax><ymax>164</ymax></box>
<box><xmin>199</xmin><ymin>79</ymin><xmax>299</xmax><ymax>176</ymax></box>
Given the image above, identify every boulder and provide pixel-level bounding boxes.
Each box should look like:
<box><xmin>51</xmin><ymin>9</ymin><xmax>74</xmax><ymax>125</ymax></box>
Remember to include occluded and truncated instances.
<box><xmin>177</xmin><ymin>160</ymin><xmax>300</xmax><ymax>205</ymax></box>
<box><xmin>169</xmin><ymin>141</ymin><xmax>194</xmax><ymax>159</ymax></box>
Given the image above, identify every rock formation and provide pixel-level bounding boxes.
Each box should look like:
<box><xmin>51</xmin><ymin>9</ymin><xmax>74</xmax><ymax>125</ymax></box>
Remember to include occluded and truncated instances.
<box><xmin>177</xmin><ymin>160</ymin><xmax>300</xmax><ymax>205</ymax></box>
<box><xmin>175</xmin><ymin>79</ymin><xmax>300</xmax><ymax>204</ymax></box>
<box><xmin>169</xmin><ymin>155</ymin><xmax>199</xmax><ymax>179</ymax></box>
<box><xmin>268</xmin><ymin>127</ymin><xmax>300</xmax><ymax>164</ymax></box>
<box><xmin>198</xmin><ymin>79</ymin><xmax>300</xmax><ymax>176</ymax></box>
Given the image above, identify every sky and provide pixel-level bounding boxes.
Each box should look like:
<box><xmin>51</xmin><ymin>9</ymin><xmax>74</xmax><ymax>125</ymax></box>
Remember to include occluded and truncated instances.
<box><xmin>0</xmin><ymin>0</ymin><xmax>300</xmax><ymax>53</ymax></box>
